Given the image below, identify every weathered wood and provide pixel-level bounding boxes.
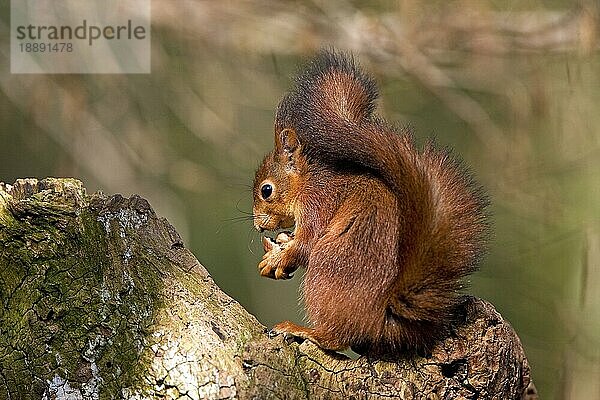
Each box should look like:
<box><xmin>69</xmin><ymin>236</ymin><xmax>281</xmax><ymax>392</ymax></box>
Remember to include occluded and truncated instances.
<box><xmin>0</xmin><ymin>178</ymin><xmax>537</xmax><ymax>399</ymax></box>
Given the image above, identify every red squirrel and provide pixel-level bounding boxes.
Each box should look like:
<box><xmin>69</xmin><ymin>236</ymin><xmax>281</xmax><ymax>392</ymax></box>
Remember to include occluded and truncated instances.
<box><xmin>252</xmin><ymin>50</ymin><xmax>488</xmax><ymax>355</ymax></box>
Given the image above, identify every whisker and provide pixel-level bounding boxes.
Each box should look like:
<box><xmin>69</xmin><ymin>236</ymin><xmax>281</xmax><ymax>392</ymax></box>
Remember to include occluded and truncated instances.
<box><xmin>226</xmin><ymin>182</ymin><xmax>254</xmax><ymax>192</ymax></box>
<box><xmin>223</xmin><ymin>215</ymin><xmax>259</xmax><ymax>222</ymax></box>
<box><xmin>217</xmin><ymin>213</ymin><xmax>260</xmax><ymax>234</ymax></box>
<box><xmin>235</xmin><ymin>198</ymin><xmax>254</xmax><ymax>215</ymax></box>
<box><xmin>247</xmin><ymin>227</ymin><xmax>260</xmax><ymax>256</ymax></box>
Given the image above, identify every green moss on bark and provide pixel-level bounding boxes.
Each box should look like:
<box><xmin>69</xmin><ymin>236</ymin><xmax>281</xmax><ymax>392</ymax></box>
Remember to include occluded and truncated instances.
<box><xmin>0</xmin><ymin>180</ymin><xmax>164</xmax><ymax>399</ymax></box>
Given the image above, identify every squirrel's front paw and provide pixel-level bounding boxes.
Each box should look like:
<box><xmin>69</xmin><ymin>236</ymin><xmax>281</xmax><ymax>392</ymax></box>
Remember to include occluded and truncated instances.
<box><xmin>258</xmin><ymin>250</ymin><xmax>294</xmax><ymax>279</ymax></box>
<box><xmin>258</xmin><ymin>237</ymin><xmax>296</xmax><ymax>280</ymax></box>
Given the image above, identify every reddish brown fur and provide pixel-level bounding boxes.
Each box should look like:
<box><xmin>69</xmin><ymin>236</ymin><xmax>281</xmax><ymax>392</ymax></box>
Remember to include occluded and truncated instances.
<box><xmin>252</xmin><ymin>50</ymin><xmax>488</xmax><ymax>355</ymax></box>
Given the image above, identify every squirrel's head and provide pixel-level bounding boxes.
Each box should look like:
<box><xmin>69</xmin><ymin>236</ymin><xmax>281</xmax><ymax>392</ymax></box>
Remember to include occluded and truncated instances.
<box><xmin>253</xmin><ymin>128</ymin><xmax>306</xmax><ymax>232</ymax></box>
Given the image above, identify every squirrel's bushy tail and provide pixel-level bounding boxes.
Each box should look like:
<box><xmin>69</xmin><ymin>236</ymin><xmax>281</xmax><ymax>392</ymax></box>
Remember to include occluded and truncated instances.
<box><xmin>277</xmin><ymin>50</ymin><xmax>488</xmax><ymax>348</ymax></box>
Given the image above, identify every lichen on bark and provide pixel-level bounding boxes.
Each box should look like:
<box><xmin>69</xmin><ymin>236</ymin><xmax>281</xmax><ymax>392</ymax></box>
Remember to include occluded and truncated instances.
<box><xmin>0</xmin><ymin>178</ymin><xmax>537</xmax><ymax>400</ymax></box>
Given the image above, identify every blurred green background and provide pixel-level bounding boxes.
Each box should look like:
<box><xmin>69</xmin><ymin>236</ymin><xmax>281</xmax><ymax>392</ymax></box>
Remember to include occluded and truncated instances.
<box><xmin>1</xmin><ymin>1</ymin><xmax>599</xmax><ymax>398</ymax></box>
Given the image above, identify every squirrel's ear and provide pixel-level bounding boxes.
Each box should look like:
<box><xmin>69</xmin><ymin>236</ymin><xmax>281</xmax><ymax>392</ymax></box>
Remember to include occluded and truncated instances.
<box><xmin>275</xmin><ymin>128</ymin><xmax>301</xmax><ymax>170</ymax></box>
<box><xmin>275</xmin><ymin>128</ymin><xmax>299</xmax><ymax>153</ymax></box>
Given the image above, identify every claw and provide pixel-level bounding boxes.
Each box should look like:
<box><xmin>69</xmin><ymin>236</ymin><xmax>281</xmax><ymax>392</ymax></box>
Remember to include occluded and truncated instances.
<box><xmin>274</xmin><ymin>268</ymin><xmax>294</xmax><ymax>280</ymax></box>
<box><xmin>259</xmin><ymin>267</ymin><xmax>273</xmax><ymax>278</ymax></box>
<box><xmin>274</xmin><ymin>268</ymin><xmax>286</xmax><ymax>280</ymax></box>
<box><xmin>268</xmin><ymin>328</ymin><xmax>294</xmax><ymax>344</ymax></box>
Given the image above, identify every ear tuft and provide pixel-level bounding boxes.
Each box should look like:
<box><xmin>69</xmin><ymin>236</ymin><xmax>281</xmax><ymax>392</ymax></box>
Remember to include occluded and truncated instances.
<box><xmin>275</xmin><ymin>128</ymin><xmax>302</xmax><ymax>171</ymax></box>
<box><xmin>275</xmin><ymin>128</ymin><xmax>299</xmax><ymax>154</ymax></box>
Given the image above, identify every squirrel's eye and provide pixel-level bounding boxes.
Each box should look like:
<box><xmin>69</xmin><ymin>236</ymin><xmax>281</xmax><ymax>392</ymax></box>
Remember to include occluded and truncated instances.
<box><xmin>260</xmin><ymin>183</ymin><xmax>273</xmax><ymax>200</ymax></box>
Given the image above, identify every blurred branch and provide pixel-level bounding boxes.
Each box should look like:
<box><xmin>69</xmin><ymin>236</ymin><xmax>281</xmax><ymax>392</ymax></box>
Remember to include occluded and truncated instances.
<box><xmin>153</xmin><ymin>2</ymin><xmax>598</xmax><ymax>55</ymax></box>
<box><xmin>153</xmin><ymin>1</ymin><xmax>598</xmax><ymax>148</ymax></box>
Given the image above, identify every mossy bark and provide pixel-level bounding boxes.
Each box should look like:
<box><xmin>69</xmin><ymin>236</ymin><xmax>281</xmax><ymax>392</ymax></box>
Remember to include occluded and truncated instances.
<box><xmin>0</xmin><ymin>178</ymin><xmax>537</xmax><ymax>400</ymax></box>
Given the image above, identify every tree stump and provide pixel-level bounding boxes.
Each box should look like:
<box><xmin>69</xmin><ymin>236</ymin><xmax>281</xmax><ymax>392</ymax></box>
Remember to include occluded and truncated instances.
<box><xmin>0</xmin><ymin>178</ymin><xmax>538</xmax><ymax>399</ymax></box>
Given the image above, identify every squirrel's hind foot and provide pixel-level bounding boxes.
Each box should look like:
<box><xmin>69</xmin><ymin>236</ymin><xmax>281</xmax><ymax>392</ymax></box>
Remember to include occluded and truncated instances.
<box><xmin>270</xmin><ymin>321</ymin><xmax>346</xmax><ymax>351</ymax></box>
